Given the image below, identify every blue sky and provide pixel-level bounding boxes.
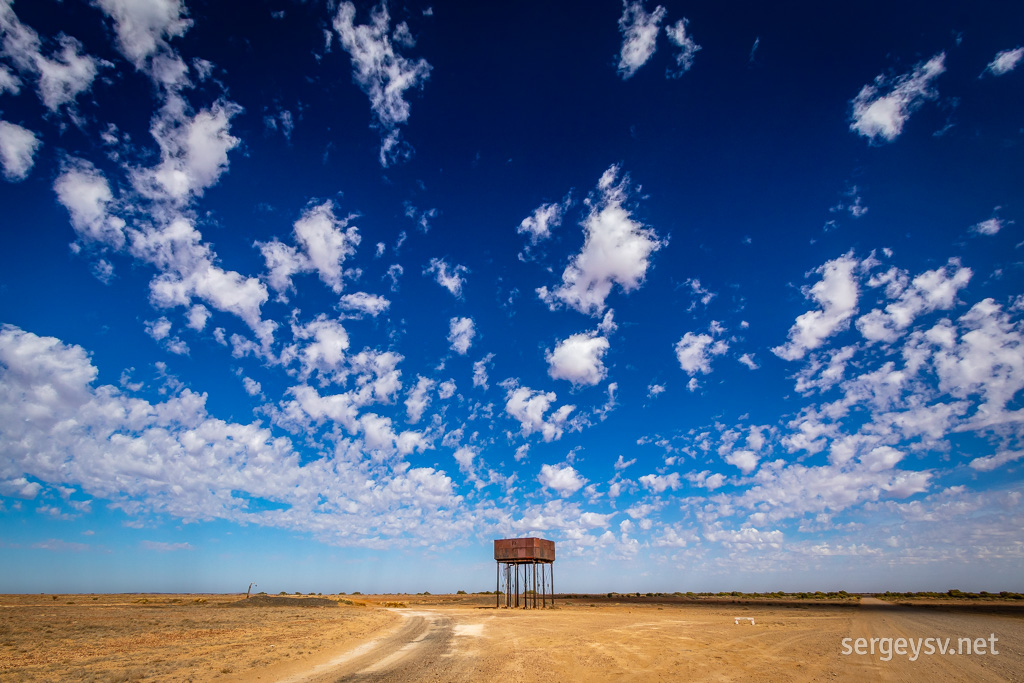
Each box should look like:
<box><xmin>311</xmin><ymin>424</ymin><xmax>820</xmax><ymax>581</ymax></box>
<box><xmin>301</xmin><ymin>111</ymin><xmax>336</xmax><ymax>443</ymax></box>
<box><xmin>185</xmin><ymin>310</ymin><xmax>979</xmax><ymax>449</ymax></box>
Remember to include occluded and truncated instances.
<box><xmin>1</xmin><ymin>0</ymin><xmax>1023</xmax><ymax>594</ymax></box>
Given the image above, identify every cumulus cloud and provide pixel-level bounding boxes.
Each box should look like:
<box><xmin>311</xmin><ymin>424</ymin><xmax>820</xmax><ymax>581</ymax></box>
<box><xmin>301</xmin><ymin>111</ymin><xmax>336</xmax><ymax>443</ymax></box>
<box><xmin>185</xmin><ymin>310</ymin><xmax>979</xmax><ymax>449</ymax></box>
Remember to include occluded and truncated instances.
<box><xmin>675</xmin><ymin>329</ymin><xmax>728</xmax><ymax>376</ymax></box>
<box><xmin>538</xmin><ymin>165</ymin><xmax>662</xmax><ymax>316</ymax></box>
<box><xmin>538</xmin><ymin>463</ymin><xmax>586</xmax><ymax>496</ymax></box>
<box><xmin>985</xmin><ymin>47</ymin><xmax>1023</xmax><ymax>77</ymax></box>
<box><xmin>259</xmin><ymin>201</ymin><xmax>360</xmax><ymax>298</ymax></box>
<box><xmin>850</xmin><ymin>53</ymin><xmax>945</xmax><ymax>143</ymax></box>
<box><xmin>638</xmin><ymin>472</ymin><xmax>680</xmax><ymax>493</ymax></box>
<box><xmin>773</xmin><ymin>252</ymin><xmax>860</xmax><ymax>360</ymax></box>
<box><xmin>333</xmin><ymin>1</ymin><xmax>431</xmax><ymax>166</ymax></box>
<box><xmin>856</xmin><ymin>259</ymin><xmax>971</xmax><ymax>344</ymax></box>
<box><xmin>737</xmin><ymin>353</ymin><xmax>759</xmax><ymax>370</ymax></box>
<box><xmin>131</xmin><ymin>215</ymin><xmax>271</xmax><ymax>338</ymax></box>
<box><xmin>132</xmin><ymin>99</ymin><xmax>242</xmax><ymax>203</ymax></box>
<box><xmin>969</xmin><ymin>450</ymin><xmax>1024</xmax><ymax>472</ymax></box>
<box><xmin>0</xmin><ymin>120</ymin><xmax>40</xmax><ymax>181</ymax></box>
<box><xmin>517</xmin><ymin>198</ymin><xmax>568</xmax><ymax>245</ymax></box>
<box><xmin>473</xmin><ymin>353</ymin><xmax>494</xmax><ymax>390</ymax></box>
<box><xmin>453</xmin><ymin>445</ymin><xmax>477</xmax><ymax>472</ymax></box>
<box><xmin>242</xmin><ymin>377</ymin><xmax>261</xmax><ymax>396</ymax></box>
<box><xmin>547</xmin><ymin>332</ymin><xmax>610</xmax><ymax>387</ymax></box>
<box><xmin>724</xmin><ymin>449</ymin><xmax>759</xmax><ymax>474</ymax></box>
<box><xmin>447</xmin><ymin>317</ymin><xmax>475</xmax><ymax>355</ymax></box>
<box><xmin>94</xmin><ymin>0</ymin><xmax>192</xmax><ymax>69</ymax></box>
<box><xmin>665</xmin><ymin>17</ymin><xmax>700</xmax><ymax>76</ymax></box>
<box><xmin>339</xmin><ymin>292</ymin><xmax>390</xmax><ymax>316</ymax></box>
<box><xmin>424</xmin><ymin>258</ymin><xmax>467</xmax><ymax>297</ymax></box>
<box><xmin>970</xmin><ymin>217</ymin><xmax>1005</xmax><ymax>236</ymax></box>
<box><xmin>617</xmin><ymin>1</ymin><xmax>666</xmax><ymax>79</ymax></box>
<box><xmin>294</xmin><ymin>202</ymin><xmax>361</xmax><ymax>293</ymax></box>
<box><xmin>186</xmin><ymin>304</ymin><xmax>210</xmax><ymax>331</ymax></box>
<box><xmin>289</xmin><ymin>315</ymin><xmax>350</xmax><ymax>381</ymax></box>
<box><xmin>0</xmin><ymin>64</ymin><xmax>18</xmax><ymax>93</ymax></box>
<box><xmin>0</xmin><ymin>325</ymin><xmax>461</xmax><ymax>545</ymax></box>
<box><xmin>505</xmin><ymin>386</ymin><xmax>575</xmax><ymax>442</ymax></box>
<box><xmin>0</xmin><ymin>2</ymin><xmax>104</xmax><ymax>114</ymax></box>
<box><xmin>404</xmin><ymin>375</ymin><xmax>434</xmax><ymax>424</ymax></box>
<box><xmin>54</xmin><ymin>159</ymin><xmax>127</xmax><ymax>249</ymax></box>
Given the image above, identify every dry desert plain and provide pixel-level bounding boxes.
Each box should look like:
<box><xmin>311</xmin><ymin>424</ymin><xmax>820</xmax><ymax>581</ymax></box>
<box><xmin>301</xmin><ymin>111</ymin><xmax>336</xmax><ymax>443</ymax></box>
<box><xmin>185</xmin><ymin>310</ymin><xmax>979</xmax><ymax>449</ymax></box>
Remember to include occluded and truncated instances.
<box><xmin>1</xmin><ymin>592</ymin><xmax>1022</xmax><ymax>682</ymax></box>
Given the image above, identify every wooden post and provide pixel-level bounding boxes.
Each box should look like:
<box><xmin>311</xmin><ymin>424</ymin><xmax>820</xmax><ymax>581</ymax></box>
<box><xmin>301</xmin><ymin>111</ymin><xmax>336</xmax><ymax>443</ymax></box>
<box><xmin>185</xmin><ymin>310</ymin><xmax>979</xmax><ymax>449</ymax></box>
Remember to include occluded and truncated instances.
<box><xmin>495</xmin><ymin>561</ymin><xmax>499</xmax><ymax>608</ymax></box>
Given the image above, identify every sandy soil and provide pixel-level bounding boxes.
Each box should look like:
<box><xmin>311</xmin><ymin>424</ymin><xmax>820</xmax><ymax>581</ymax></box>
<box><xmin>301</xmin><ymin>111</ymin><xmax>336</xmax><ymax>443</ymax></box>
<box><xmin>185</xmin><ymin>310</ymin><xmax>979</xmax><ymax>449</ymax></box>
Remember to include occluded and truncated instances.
<box><xmin>0</xmin><ymin>593</ymin><xmax>398</xmax><ymax>682</ymax></box>
<box><xmin>2</xmin><ymin>593</ymin><xmax>1021</xmax><ymax>682</ymax></box>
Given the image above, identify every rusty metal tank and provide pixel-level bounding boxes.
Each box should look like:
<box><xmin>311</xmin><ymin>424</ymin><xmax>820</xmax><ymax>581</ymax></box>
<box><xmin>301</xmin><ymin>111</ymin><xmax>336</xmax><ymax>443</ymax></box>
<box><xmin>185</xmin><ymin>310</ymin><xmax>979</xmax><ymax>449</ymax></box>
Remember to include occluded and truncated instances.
<box><xmin>493</xmin><ymin>537</ymin><xmax>555</xmax><ymax>562</ymax></box>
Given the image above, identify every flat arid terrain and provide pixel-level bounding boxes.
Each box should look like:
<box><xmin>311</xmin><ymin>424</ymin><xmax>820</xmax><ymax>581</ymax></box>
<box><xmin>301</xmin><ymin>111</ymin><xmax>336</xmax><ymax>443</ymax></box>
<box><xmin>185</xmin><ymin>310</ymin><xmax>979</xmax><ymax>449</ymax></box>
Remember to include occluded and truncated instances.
<box><xmin>2</xmin><ymin>593</ymin><xmax>1022</xmax><ymax>681</ymax></box>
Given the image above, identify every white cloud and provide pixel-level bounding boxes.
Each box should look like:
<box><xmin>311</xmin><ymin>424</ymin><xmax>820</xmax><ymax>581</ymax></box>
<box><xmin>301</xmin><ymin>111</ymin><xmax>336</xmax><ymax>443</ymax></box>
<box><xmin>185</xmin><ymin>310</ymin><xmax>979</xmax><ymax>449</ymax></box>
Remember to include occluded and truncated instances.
<box><xmin>437</xmin><ymin>380</ymin><xmax>456</xmax><ymax>400</ymax></box>
<box><xmin>617</xmin><ymin>1</ymin><xmax>666</xmax><ymax>79</ymax></box>
<box><xmin>473</xmin><ymin>353</ymin><xmax>494</xmax><ymax>390</ymax></box>
<box><xmin>538</xmin><ymin>463</ymin><xmax>586</xmax><ymax>496</ymax></box>
<box><xmin>638</xmin><ymin>472</ymin><xmax>680</xmax><ymax>493</ymax></box>
<box><xmin>132</xmin><ymin>99</ymin><xmax>242</xmax><ymax>203</ymax></box>
<box><xmin>293</xmin><ymin>201</ymin><xmax>360</xmax><ymax>294</ymax></box>
<box><xmin>665</xmin><ymin>18</ymin><xmax>700</xmax><ymax>77</ymax></box>
<box><xmin>453</xmin><ymin>445</ymin><xmax>476</xmax><ymax>472</ymax></box>
<box><xmin>647</xmin><ymin>383</ymin><xmax>665</xmax><ymax>398</ymax></box>
<box><xmin>54</xmin><ymin>159</ymin><xmax>127</xmax><ymax>249</ymax></box>
<box><xmin>339</xmin><ymin>292</ymin><xmax>390</xmax><ymax>316</ymax></box>
<box><xmin>850</xmin><ymin>53</ymin><xmax>945</xmax><ymax>143</ymax></box>
<box><xmin>130</xmin><ymin>216</ymin><xmax>271</xmax><ymax>338</ymax></box>
<box><xmin>505</xmin><ymin>386</ymin><xmax>575</xmax><ymax>442</ymax></box>
<box><xmin>242</xmin><ymin>377</ymin><xmax>261</xmax><ymax>396</ymax></box>
<box><xmin>94</xmin><ymin>0</ymin><xmax>192</xmax><ymax>69</ymax></box>
<box><xmin>686</xmin><ymin>470</ymin><xmax>724</xmax><ymax>490</ymax></box>
<box><xmin>857</xmin><ymin>259</ymin><xmax>971</xmax><ymax>344</ymax></box>
<box><xmin>969</xmin><ymin>450</ymin><xmax>1024</xmax><ymax>472</ymax></box>
<box><xmin>546</xmin><ymin>332</ymin><xmax>610</xmax><ymax>387</ymax></box>
<box><xmin>290</xmin><ymin>315</ymin><xmax>350</xmax><ymax>381</ymax></box>
<box><xmin>385</xmin><ymin>263</ymin><xmax>403</xmax><ymax>291</ymax></box>
<box><xmin>424</xmin><ymin>258</ymin><xmax>467</xmax><ymax>297</ymax></box>
<box><xmin>144</xmin><ymin>317</ymin><xmax>172</xmax><ymax>341</ymax></box>
<box><xmin>333</xmin><ymin>2</ymin><xmax>431</xmax><ymax>166</ymax></box>
<box><xmin>724</xmin><ymin>449</ymin><xmax>759</xmax><ymax>474</ymax></box>
<box><xmin>0</xmin><ymin>120</ymin><xmax>40</xmax><ymax>181</ymax></box>
<box><xmin>0</xmin><ymin>64</ymin><xmax>19</xmax><ymax>93</ymax></box>
<box><xmin>675</xmin><ymin>328</ymin><xmax>728</xmax><ymax>376</ymax></box>
<box><xmin>404</xmin><ymin>375</ymin><xmax>434</xmax><ymax>424</ymax></box>
<box><xmin>0</xmin><ymin>2</ymin><xmax>104</xmax><ymax>114</ymax></box>
<box><xmin>538</xmin><ymin>165</ymin><xmax>662</xmax><ymax>316</ymax></box>
<box><xmin>447</xmin><ymin>317</ymin><xmax>475</xmax><ymax>355</ymax></box>
<box><xmin>985</xmin><ymin>47</ymin><xmax>1023</xmax><ymax>77</ymax></box>
<box><xmin>517</xmin><ymin>196</ymin><xmax>570</xmax><ymax>251</ymax></box>
<box><xmin>0</xmin><ymin>325</ymin><xmax>464</xmax><ymax>544</ymax></box>
<box><xmin>614</xmin><ymin>455</ymin><xmax>636</xmax><ymax>470</ymax></box>
<box><xmin>186</xmin><ymin>304</ymin><xmax>210</xmax><ymax>331</ymax></box>
<box><xmin>971</xmin><ymin>217</ymin><xmax>1004</xmax><ymax>236</ymax></box>
<box><xmin>259</xmin><ymin>201</ymin><xmax>361</xmax><ymax>298</ymax></box>
<box><xmin>773</xmin><ymin>252</ymin><xmax>860</xmax><ymax>360</ymax></box>
<box><xmin>737</xmin><ymin>353</ymin><xmax>759</xmax><ymax>370</ymax></box>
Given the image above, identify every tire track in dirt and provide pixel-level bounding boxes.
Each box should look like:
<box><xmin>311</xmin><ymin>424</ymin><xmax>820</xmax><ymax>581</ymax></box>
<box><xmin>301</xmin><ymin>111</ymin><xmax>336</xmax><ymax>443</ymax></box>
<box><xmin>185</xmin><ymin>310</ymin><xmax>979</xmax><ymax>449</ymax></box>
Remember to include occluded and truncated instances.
<box><xmin>281</xmin><ymin>609</ymin><xmax>475</xmax><ymax>683</ymax></box>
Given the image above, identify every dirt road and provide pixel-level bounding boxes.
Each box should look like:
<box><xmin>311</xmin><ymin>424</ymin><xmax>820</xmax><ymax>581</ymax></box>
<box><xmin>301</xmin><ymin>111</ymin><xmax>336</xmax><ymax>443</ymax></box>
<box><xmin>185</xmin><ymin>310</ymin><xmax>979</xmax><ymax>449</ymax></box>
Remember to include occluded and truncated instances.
<box><xmin>287</xmin><ymin>610</ymin><xmax>473</xmax><ymax>682</ymax></box>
